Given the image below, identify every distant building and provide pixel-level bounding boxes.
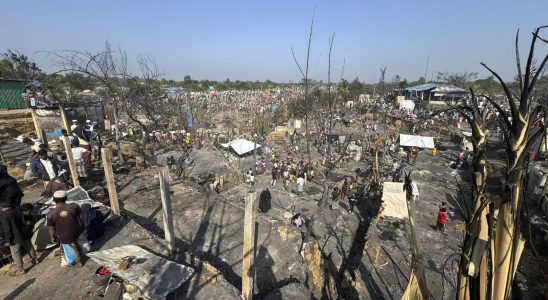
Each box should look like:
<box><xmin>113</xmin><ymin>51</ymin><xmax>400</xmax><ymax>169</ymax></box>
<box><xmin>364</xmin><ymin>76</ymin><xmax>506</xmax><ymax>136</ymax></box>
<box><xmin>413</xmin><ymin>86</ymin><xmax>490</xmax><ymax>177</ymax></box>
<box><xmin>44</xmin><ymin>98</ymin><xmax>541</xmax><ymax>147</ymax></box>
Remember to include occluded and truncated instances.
<box><xmin>0</xmin><ymin>79</ymin><xmax>26</xmax><ymax>109</ymax></box>
<box><xmin>403</xmin><ymin>83</ymin><xmax>468</xmax><ymax>102</ymax></box>
<box><xmin>164</xmin><ymin>87</ymin><xmax>185</xmax><ymax>98</ymax></box>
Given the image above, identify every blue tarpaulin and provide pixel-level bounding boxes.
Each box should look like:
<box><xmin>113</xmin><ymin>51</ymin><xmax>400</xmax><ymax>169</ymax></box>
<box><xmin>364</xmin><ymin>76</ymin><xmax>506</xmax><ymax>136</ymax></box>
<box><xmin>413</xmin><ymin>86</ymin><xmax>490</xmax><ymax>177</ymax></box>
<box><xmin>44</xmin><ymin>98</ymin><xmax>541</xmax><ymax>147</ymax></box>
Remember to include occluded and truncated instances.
<box><xmin>405</xmin><ymin>83</ymin><xmax>438</xmax><ymax>92</ymax></box>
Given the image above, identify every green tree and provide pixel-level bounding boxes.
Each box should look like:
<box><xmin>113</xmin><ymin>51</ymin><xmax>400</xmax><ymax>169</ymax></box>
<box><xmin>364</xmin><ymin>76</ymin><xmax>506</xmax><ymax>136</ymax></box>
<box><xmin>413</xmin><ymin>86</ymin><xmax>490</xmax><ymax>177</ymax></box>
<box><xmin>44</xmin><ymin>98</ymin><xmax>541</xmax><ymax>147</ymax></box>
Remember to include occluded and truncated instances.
<box><xmin>0</xmin><ymin>59</ymin><xmax>16</xmax><ymax>79</ymax></box>
<box><xmin>348</xmin><ymin>77</ymin><xmax>364</xmax><ymax>101</ymax></box>
<box><xmin>399</xmin><ymin>78</ymin><xmax>408</xmax><ymax>89</ymax></box>
<box><xmin>436</xmin><ymin>71</ymin><xmax>478</xmax><ymax>87</ymax></box>
<box><xmin>1</xmin><ymin>50</ymin><xmax>43</xmax><ymax>81</ymax></box>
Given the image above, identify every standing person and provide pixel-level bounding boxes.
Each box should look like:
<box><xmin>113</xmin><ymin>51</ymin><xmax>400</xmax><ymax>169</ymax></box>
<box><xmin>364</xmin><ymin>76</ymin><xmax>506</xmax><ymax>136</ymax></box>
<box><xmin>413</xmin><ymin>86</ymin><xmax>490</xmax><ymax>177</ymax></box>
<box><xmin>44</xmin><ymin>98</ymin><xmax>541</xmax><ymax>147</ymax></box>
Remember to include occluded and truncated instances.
<box><xmin>185</xmin><ymin>133</ymin><xmax>191</xmax><ymax>149</ymax></box>
<box><xmin>296</xmin><ymin>175</ymin><xmax>305</xmax><ymax>196</ymax></box>
<box><xmin>411</xmin><ymin>147</ymin><xmax>419</xmax><ymax>165</ymax></box>
<box><xmin>85</xmin><ymin>120</ymin><xmax>95</xmax><ymax>132</ymax></box>
<box><xmin>47</xmin><ymin>191</ymin><xmax>85</xmax><ymax>267</ymax></box>
<box><xmin>271</xmin><ymin>166</ymin><xmax>279</xmax><ymax>186</ymax></box>
<box><xmin>30</xmin><ymin>149</ymin><xmax>60</xmax><ymax>187</ymax></box>
<box><xmin>437</xmin><ymin>207</ymin><xmax>448</xmax><ymax>234</ymax></box>
<box><xmin>89</xmin><ymin>128</ymin><xmax>102</xmax><ymax>160</ymax></box>
<box><xmin>0</xmin><ymin>202</ymin><xmax>38</xmax><ymax>276</ymax></box>
<box><xmin>348</xmin><ymin>187</ymin><xmax>358</xmax><ymax>212</ymax></box>
<box><xmin>70</xmin><ymin>120</ymin><xmax>78</xmax><ymax>132</ymax></box>
<box><xmin>258</xmin><ymin>188</ymin><xmax>272</xmax><ymax>213</ymax></box>
<box><xmin>71</xmin><ymin>140</ymin><xmax>89</xmax><ymax>178</ymax></box>
<box><xmin>0</xmin><ymin>165</ymin><xmax>24</xmax><ymax>208</ymax></box>
<box><xmin>291</xmin><ymin>213</ymin><xmax>309</xmax><ymax>257</ymax></box>
<box><xmin>20</xmin><ymin>203</ymin><xmax>38</xmax><ymax>233</ymax></box>
<box><xmin>77</xmin><ymin>126</ymin><xmax>92</xmax><ymax>167</ymax></box>
<box><xmin>341</xmin><ymin>178</ymin><xmax>349</xmax><ymax>198</ymax></box>
<box><xmin>438</xmin><ymin>202</ymin><xmax>447</xmax><ymax>211</ymax></box>
<box><xmin>59</xmin><ymin>129</ymin><xmax>73</xmax><ymax>151</ymax></box>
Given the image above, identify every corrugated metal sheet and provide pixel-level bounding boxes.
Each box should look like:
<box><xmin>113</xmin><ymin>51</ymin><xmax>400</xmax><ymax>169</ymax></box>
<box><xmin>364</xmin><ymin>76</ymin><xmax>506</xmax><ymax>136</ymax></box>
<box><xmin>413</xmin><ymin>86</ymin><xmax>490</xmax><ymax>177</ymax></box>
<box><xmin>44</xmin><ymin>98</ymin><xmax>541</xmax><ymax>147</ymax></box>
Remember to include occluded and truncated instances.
<box><xmin>0</xmin><ymin>80</ymin><xmax>26</xmax><ymax>109</ymax></box>
<box><xmin>405</xmin><ymin>83</ymin><xmax>438</xmax><ymax>92</ymax></box>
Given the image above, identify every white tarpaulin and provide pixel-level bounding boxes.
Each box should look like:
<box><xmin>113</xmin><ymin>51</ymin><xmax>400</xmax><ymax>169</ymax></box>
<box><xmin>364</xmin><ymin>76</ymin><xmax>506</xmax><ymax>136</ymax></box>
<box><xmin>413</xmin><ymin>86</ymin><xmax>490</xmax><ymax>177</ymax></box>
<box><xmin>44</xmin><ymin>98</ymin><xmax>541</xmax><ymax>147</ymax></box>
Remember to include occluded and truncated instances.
<box><xmin>381</xmin><ymin>182</ymin><xmax>408</xmax><ymax>219</ymax></box>
<box><xmin>399</xmin><ymin>100</ymin><xmax>415</xmax><ymax>110</ymax></box>
<box><xmin>88</xmin><ymin>245</ymin><xmax>195</xmax><ymax>299</ymax></box>
<box><xmin>43</xmin><ymin>186</ymin><xmax>103</xmax><ymax>208</ymax></box>
<box><xmin>399</xmin><ymin>134</ymin><xmax>435</xmax><ymax>149</ymax></box>
<box><xmin>222</xmin><ymin>138</ymin><xmax>260</xmax><ymax>155</ymax></box>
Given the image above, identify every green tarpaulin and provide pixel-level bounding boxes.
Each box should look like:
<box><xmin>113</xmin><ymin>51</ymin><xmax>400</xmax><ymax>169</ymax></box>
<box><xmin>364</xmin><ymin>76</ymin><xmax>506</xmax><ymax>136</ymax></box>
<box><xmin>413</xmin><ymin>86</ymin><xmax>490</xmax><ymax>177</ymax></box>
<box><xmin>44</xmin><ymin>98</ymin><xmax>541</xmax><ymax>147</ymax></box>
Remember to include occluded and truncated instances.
<box><xmin>0</xmin><ymin>80</ymin><xmax>26</xmax><ymax>109</ymax></box>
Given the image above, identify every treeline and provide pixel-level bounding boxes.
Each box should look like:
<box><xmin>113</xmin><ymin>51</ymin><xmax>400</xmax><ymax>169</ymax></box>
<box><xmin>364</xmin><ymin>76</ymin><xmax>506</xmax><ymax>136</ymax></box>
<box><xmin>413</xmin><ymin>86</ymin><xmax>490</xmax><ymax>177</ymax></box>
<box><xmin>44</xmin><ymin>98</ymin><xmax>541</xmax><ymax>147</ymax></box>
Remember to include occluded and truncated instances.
<box><xmin>2</xmin><ymin>50</ymin><xmax>545</xmax><ymax>97</ymax></box>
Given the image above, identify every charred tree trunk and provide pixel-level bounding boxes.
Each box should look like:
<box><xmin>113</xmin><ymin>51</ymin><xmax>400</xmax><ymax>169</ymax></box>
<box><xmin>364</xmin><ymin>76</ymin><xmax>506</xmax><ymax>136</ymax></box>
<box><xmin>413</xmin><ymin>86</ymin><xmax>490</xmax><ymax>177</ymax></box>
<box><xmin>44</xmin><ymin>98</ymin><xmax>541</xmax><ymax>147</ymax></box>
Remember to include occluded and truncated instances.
<box><xmin>481</xmin><ymin>27</ymin><xmax>547</xmax><ymax>299</ymax></box>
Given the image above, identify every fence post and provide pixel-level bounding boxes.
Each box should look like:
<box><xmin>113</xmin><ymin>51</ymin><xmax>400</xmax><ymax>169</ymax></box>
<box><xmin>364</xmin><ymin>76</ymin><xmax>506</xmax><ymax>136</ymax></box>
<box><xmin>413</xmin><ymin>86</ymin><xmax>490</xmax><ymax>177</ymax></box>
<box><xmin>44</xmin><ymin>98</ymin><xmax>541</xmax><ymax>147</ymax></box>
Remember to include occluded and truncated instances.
<box><xmin>59</xmin><ymin>105</ymin><xmax>69</xmax><ymax>131</ymax></box>
<box><xmin>101</xmin><ymin>147</ymin><xmax>120</xmax><ymax>216</ymax></box>
<box><xmin>63</xmin><ymin>137</ymin><xmax>80</xmax><ymax>187</ymax></box>
<box><xmin>242</xmin><ymin>191</ymin><xmax>256</xmax><ymax>300</ymax></box>
<box><xmin>160</xmin><ymin>166</ymin><xmax>176</xmax><ymax>256</ymax></box>
<box><xmin>30</xmin><ymin>108</ymin><xmax>47</xmax><ymax>147</ymax></box>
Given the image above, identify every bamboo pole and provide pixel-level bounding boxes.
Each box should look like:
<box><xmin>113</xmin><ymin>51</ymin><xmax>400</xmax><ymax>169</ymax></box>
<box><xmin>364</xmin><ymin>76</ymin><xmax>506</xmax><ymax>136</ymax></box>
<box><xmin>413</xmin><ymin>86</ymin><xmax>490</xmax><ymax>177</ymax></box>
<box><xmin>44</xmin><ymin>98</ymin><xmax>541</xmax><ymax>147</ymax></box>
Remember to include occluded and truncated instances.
<box><xmin>101</xmin><ymin>148</ymin><xmax>120</xmax><ymax>216</ymax></box>
<box><xmin>242</xmin><ymin>192</ymin><xmax>256</xmax><ymax>300</ymax></box>
<box><xmin>63</xmin><ymin>137</ymin><xmax>80</xmax><ymax>187</ymax></box>
<box><xmin>59</xmin><ymin>105</ymin><xmax>69</xmax><ymax>131</ymax></box>
<box><xmin>30</xmin><ymin>108</ymin><xmax>47</xmax><ymax>146</ymax></box>
<box><xmin>159</xmin><ymin>166</ymin><xmax>176</xmax><ymax>256</ymax></box>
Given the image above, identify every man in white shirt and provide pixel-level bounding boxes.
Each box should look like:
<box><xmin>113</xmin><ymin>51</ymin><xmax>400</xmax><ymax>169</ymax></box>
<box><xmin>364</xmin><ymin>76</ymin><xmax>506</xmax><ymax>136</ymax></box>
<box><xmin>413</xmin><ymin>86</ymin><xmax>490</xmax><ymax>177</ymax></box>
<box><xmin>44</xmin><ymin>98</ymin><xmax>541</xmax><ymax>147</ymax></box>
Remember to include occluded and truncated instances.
<box><xmin>296</xmin><ymin>176</ymin><xmax>305</xmax><ymax>195</ymax></box>
<box><xmin>30</xmin><ymin>149</ymin><xmax>60</xmax><ymax>188</ymax></box>
<box><xmin>71</xmin><ymin>141</ymin><xmax>89</xmax><ymax>178</ymax></box>
<box><xmin>70</xmin><ymin>120</ymin><xmax>78</xmax><ymax>132</ymax></box>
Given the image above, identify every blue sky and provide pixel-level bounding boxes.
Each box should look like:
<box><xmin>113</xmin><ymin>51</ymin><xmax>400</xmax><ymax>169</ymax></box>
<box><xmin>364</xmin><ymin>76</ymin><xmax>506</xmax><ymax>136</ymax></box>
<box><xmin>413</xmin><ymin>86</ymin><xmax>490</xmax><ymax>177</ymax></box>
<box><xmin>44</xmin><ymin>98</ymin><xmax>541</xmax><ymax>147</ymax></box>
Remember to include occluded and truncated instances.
<box><xmin>1</xmin><ymin>0</ymin><xmax>547</xmax><ymax>83</ymax></box>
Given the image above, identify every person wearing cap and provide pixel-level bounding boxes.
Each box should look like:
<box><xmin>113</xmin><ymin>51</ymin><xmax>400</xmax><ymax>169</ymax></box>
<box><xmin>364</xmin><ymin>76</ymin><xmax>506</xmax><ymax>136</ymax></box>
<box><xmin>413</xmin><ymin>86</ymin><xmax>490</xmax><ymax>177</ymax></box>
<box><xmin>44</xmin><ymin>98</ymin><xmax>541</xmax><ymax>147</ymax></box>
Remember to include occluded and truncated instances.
<box><xmin>85</xmin><ymin>120</ymin><xmax>95</xmax><ymax>132</ymax></box>
<box><xmin>0</xmin><ymin>202</ymin><xmax>38</xmax><ymax>276</ymax></box>
<box><xmin>47</xmin><ymin>190</ymin><xmax>85</xmax><ymax>267</ymax></box>
<box><xmin>70</xmin><ymin>120</ymin><xmax>78</xmax><ymax>132</ymax></box>
<box><xmin>77</xmin><ymin>126</ymin><xmax>93</xmax><ymax>167</ymax></box>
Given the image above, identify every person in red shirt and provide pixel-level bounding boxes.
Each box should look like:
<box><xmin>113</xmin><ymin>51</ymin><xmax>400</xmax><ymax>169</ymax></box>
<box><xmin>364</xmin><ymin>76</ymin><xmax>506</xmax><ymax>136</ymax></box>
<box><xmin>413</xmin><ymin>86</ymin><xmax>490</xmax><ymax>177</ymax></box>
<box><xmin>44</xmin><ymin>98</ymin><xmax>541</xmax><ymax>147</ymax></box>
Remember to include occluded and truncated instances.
<box><xmin>437</xmin><ymin>207</ymin><xmax>448</xmax><ymax>234</ymax></box>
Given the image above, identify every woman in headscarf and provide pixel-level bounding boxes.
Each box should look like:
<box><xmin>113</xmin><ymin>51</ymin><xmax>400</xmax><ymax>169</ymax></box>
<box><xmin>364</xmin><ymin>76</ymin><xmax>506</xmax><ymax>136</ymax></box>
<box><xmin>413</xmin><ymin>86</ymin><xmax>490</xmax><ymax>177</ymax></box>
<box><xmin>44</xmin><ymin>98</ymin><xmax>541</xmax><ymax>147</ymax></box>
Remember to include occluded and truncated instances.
<box><xmin>0</xmin><ymin>164</ymin><xmax>24</xmax><ymax>208</ymax></box>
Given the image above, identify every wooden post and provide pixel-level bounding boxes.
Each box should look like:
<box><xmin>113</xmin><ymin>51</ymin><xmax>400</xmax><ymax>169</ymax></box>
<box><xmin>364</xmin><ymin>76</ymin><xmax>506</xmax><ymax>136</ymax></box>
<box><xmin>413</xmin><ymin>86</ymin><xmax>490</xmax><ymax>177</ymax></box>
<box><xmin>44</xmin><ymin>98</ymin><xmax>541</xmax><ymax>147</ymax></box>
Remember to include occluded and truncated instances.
<box><xmin>242</xmin><ymin>192</ymin><xmax>256</xmax><ymax>300</ymax></box>
<box><xmin>101</xmin><ymin>148</ymin><xmax>120</xmax><ymax>216</ymax></box>
<box><xmin>159</xmin><ymin>166</ymin><xmax>176</xmax><ymax>256</ymax></box>
<box><xmin>63</xmin><ymin>137</ymin><xmax>80</xmax><ymax>187</ymax></box>
<box><xmin>30</xmin><ymin>108</ymin><xmax>47</xmax><ymax>146</ymax></box>
<box><xmin>406</xmin><ymin>194</ymin><xmax>421</xmax><ymax>256</ymax></box>
<box><xmin>59</xmin><ymin>105</ymin><xmax>70</xmax><ymax>131</ymax></box>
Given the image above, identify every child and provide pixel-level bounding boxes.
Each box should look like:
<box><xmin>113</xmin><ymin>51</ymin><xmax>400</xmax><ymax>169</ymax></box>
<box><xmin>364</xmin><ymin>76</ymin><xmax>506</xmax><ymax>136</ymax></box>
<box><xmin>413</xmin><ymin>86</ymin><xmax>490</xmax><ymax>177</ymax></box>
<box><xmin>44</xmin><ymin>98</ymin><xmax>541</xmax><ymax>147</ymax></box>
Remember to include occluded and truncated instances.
<box><xmin>439</xmin><ymin>202</ymin><xmax>447</xmax><ymax>211</ymax></box>
<box><xmin>20</xmin><ymin>203</ymin><xmax>38</xmax><ymax>235</ymax></box>
<box><xmin>437</xmin><ymin>207</ymin><xmax>448</xmax><ymax>234</ymax></box>
<box><xmin>0</xmin><ymin>203</ymin><xmax>39</xmax><ymax>276</ymax></box>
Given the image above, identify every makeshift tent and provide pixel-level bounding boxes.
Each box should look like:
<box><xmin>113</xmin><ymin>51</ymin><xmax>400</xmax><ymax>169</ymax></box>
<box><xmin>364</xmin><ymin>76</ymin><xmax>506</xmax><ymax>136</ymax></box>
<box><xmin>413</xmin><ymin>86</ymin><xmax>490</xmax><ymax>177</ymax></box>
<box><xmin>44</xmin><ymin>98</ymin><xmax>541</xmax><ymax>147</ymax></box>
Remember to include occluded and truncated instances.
<box><xmin>221</xmin><ymin>138</ymin><xmax>260</xmax><ymax>156</ymax></box>
<box><xmin>399</xmin><ymin>134</ymin><xmax>435</xmax><ymax>149</ymax></box>
<box><xmin>381</xmin><ymin>182</ymin><xmax>408</xmax><ymax>219</ymax></box>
